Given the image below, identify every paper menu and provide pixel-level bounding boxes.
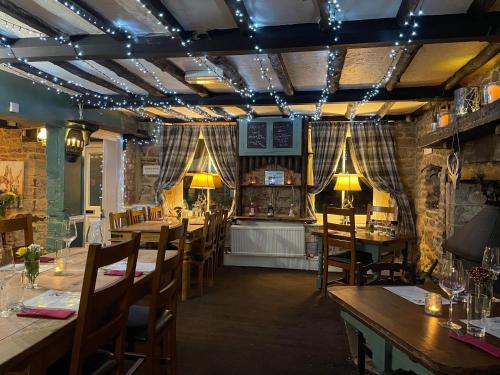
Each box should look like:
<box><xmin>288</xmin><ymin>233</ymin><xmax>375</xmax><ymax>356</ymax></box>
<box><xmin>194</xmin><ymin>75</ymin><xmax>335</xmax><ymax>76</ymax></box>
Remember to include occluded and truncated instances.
<box><xmin>461</xmin><ymin>317</ymin><xmax>500</xmax><ymax>339</ymax></box>
<box><xmin>383</xmin><ymin>286</ymin><xmax>450</xmax><ymax>305</ymax></box>
<box><xmin>23</xmin><ymin>290</ymin><xmax>80</xmax><ymax>310</ymax></box>
<box><xmin>103</xmin><ymin>261</ymin><xmax>155</xmax><ymax>273</ymax></box>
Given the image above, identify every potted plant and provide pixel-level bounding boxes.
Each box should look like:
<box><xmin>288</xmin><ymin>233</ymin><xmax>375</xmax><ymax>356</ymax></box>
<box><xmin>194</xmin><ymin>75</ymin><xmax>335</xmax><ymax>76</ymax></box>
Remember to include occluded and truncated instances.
<box><xmin>0</xmin><ymin>191</ymin><xmax>16</xmax><ymax>218</ymax></box>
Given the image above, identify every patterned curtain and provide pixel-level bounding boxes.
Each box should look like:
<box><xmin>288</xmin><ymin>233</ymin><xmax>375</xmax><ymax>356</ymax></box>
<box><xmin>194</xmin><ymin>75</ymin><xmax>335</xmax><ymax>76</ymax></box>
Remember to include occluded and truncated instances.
<box><xmin>307</xmin><ymin>122</ymin><xmax>347</xmax><ymax>218</ymax></box>
<box><xmin>349</xmin><ymin>122</ymin><xmax>415</xmax><ymax>237</ymax></box>
<box><xmin>156</xmin><ymin>126</ymin><xmax>200</xmax><ymax>202</ymax></box>
<box><xmin>201</xmin><ymin>125</ymin><xmax>237</xmax><ymax>213</ymax></box>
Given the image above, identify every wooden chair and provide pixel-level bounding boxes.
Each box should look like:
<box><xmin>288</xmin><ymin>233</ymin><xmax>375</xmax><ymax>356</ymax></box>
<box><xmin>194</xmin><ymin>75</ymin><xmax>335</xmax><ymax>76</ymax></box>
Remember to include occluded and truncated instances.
<box><xmin>215</xmin><ymin>209</ymin><xmax>228</xmax><ymax>270</ymax></box>
<box><xmin>126</xmin><ymin>219</ymin><xmax>187</xmax><ymax>375</ymax></box>
<box><xmin>147</xmin><ymin>206</ymin><xmax>163</xmax><ymax>221</ymax></box>
<box><xmin>0</xmin><ymin>214</ymin><xmax>33</xmax><ymax>261</ymax></box>
<box><xmin>109</xmin><ymin>211</ymin><xmax>129</xmax><ymax>230</ymax></box>
<box><xmin>322</xmin><ymin>206</ymin><xmax>372</xmax><ymax>294</ymax></box>
<box><xmin>366</xmin><ymin>204</ymin><xmax>396</xmax><ymax>225</ymax></box>
<box><xmin>191</xmin><ymin>212</ymin><xmax>217</xmax><ymax>296</ymax></box>
<box><xmin>128</xmin><ymin>208</ymin><xmax>147</xmax><ymax>225</ymax></box>
<box><xmin>48</xmin><ymin>233</ymin><xmax>142</xmax><ymax>375</ymax></box>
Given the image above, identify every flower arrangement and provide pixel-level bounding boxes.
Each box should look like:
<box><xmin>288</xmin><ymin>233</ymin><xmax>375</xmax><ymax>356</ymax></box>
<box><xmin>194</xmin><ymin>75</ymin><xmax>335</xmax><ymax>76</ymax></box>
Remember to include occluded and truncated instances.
<box><xmin>174</xmin><ymin>206</ymin><xmax>183</xmax><ymax>221</ymax></box>
<box><xmin>0</xmin><ymin>191</ymin><xmax>16</xmax><ymax>218</ymax></box>
<box><xmin>468</xmin><ymin>266</ymin><xmax>493</xmax><ymax>284</ymax></box>
<box><xmin>17</xmin><ymin>244</ymin><xmax>41</xmax><ymax>288</ymax></box>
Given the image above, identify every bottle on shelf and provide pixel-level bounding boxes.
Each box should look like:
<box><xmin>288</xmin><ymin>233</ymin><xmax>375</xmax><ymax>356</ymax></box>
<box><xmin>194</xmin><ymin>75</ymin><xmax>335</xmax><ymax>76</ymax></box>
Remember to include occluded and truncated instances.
<box><xmin>249</xmin><ymin>201</ymin><xmax>256</xmax><ymax>217</ymax></box>
<box><xmin>267</xmin><ymin>201</ymin><xmax>274</xmax><ymax>217</ymax></box>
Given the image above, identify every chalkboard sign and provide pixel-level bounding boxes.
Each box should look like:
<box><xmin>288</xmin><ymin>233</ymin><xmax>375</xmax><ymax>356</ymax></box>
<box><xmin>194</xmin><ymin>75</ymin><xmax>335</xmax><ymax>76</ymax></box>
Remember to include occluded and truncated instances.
<box><xmin>273</xmin><ymin>121</ymin><xmax>293</xmax><ymax>148</ymax></box>
<box><xmin>247</xmin><ymin>122</ymin><xmax>267</xmax><ymax>149</ymax></box>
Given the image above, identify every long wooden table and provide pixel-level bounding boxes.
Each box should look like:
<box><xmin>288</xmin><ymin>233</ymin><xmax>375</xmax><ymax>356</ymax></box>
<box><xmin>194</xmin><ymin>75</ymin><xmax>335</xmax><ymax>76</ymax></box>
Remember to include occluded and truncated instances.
<box><xmin>0</xmin><ymin>247</ymin><xmax>167</xmax><ymax>374</ymax></box>
<box><xmin>329</xmin><ymin>286</ymin><xmax>500</xmax><ymax>375</ymax></box>
<box><xmin>109</xmin><ymin>219</ymin><xmax>205</xmax><ymax>300</ymax></box>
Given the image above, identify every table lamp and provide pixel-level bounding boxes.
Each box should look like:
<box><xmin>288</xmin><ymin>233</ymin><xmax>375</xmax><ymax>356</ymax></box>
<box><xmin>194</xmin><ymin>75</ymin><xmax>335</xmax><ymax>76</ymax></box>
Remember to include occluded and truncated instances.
<box><xmin>334</xmin><ymin>173</ymin><xmax>362</xmax><ymax>208</ymax></box>
<box><xmin>190</xmin><ymin>172</ymin><xmax>221</xmax><ymax>211</ymax></box>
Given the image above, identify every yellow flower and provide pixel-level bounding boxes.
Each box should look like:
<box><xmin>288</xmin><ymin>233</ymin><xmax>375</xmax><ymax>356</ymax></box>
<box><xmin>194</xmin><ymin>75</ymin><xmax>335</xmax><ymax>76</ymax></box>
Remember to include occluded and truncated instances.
<box><xmin>5</xmin><ymin>192</ymin><xmax>16</xmax><ymax>197</ymax></box>
<box><xmin>16</xmin><ymin>247</ymin><xmax>27</xmax><ymax>257</ymax></box>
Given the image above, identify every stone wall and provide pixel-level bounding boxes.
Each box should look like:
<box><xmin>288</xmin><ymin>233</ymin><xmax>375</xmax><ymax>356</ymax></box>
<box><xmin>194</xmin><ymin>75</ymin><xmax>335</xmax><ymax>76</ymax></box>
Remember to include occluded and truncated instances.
<box><xmin>0</xmin><ymin>128</ymin><xmax>48</xmax><ymax>246</ymax></box>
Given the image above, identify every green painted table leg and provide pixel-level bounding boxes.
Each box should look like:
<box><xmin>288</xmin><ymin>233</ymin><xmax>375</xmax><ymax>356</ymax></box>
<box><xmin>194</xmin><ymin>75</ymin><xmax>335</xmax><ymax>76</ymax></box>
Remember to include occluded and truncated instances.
<box><xmin>316</xmin><ymin>236</ymin><xmax>323</xmax><ymax>290</ymax></box>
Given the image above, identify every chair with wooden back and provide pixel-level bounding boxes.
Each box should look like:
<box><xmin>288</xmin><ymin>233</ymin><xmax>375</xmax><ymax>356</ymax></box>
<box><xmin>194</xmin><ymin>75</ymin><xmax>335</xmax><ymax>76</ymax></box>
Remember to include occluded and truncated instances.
<box><xmin>109</xmin><ymin>211</ymin><xmax>129</xmax><ymax>230</ymax></box>
<box><xmin>69</xmin><ymin>233</ymin><xmax>141</xmax><ymax>375</ymax></box>
<box><xmin>0</xmin><ymin>214</ymin><xmax>34</xmax><ymax>261</ymax></box>
<box><xmin>216</xmin><ymin>209</ymin><xmax>228</xmax><ymax>270</ymax></box>
<box><xmin>126</xmin><ymin>219</ymin><xmax>187</xmax><ymax>374</ymax></box>
<box><xmin>128</xmin><ymin>208</ymin><xmax>147</xmax><ymax>225</ymax></box>
<box><xmin>322</xmin><ymin>206</ymin><xmax>372</xmax><ymax>294</ymax></box>
<box><xmin>147</xmin><ymin>206</ymin><xmax>163</xmax><ymax>221</ymax></box>
<box><xmin>366</xmin><ymin>204</ymin><xmax>396</xmax><ymax>226</ymax></box>
<box><xmin>191</xmin><ymin>211</ymin><xmax>217</xmax><ymax>296</ymax></box>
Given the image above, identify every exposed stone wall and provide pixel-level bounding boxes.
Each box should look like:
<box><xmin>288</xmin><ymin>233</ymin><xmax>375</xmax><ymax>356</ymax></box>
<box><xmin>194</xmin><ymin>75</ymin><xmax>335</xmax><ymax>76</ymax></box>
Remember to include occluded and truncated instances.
<box><xmin>0</xmin><ymin>128</ymin><xmax>47</xmax><ymax>246</ymax></box>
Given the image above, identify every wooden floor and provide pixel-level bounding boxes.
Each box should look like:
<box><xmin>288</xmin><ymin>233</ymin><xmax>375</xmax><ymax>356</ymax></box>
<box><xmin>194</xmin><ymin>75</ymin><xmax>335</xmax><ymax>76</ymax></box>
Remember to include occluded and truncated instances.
<box><xmin>175</xmin><ymin>266</ymin><xmax>356</xmax><ymax>375</ymax></box>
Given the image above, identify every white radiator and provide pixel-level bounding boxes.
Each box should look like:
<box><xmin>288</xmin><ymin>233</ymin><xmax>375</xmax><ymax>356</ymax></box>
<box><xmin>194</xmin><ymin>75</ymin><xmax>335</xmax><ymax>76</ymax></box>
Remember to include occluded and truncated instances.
<box><xmin>230</xmin><ymin>225</ymin><xmax>305</xmax><ymax>257</ymax></box>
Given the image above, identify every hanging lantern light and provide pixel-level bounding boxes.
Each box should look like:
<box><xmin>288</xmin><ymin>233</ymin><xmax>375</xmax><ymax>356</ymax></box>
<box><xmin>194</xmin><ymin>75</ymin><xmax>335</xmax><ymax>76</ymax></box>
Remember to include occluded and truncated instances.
<box><xmin>36</xmin><ymin>127</ymin><xmax>47</xmax><ymax>146</ymax></box>
<box><xmin>65</xmin><ymin>129</ymin><xmax>85</xmax><ymax>162</ymax></box>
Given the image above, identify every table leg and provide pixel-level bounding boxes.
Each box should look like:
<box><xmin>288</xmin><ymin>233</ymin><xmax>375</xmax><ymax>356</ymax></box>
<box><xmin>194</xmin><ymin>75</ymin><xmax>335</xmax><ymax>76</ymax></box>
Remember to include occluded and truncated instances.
<box><xmin>316</xmin><ymin>236</ymin><xmax>323</xmax><ymax>290</ymax></box>
<box><xmin>182</xmin><ymin>243</ymin><xmax>191</xmax><ymax>301</ymax></box>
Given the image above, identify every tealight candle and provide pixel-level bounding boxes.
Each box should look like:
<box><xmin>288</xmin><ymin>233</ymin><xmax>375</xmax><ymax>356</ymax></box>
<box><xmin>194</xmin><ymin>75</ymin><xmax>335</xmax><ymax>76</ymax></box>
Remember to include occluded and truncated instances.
<box><xmin>425</xmin><ymin>292</ymin><xmax>442</xmax><ymax>316</ymax></box>
<box><xmin>54</xmin><ymin>257</ymin><xmax>65</xmax><ymax>276</ymax></box>
<box><xmin>487</xmin><ymin>82</ymin><xmax>500</xmax><ymax>103</ymax></box>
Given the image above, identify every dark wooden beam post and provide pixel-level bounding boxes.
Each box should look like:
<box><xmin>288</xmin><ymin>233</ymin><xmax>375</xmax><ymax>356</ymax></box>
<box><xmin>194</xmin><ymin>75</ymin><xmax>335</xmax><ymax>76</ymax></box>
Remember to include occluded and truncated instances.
<box><xmin>139</xmin><ymin>0</ymin><xmax>187</xmax><ymax>37</ymax></box>
<box><xmin>52</xmin><ymin>61</ymin><xmax>132</xmax><ymax>96</ymax></box>
<box><xmin>315</xmin><ymin>0</ymin><xmax>330</xmax><ymax>32</ymax></box>
<box><xmin>97</xmin><ymin>60</ymin><xmax>165</xmax><ymax>97</ymax></box>
<box><xmin>376</xmin><ymin>102</ymin><xmax>394</xmax><ymax>119</ymax></box>
<box><xmin>327</xmin><ymin>47</ymin><xmax>347</xmax><ymax>94</ymax></box>
<box><xmin>206</xmin><ymin>56</ymin><xmax>249</xmax><ymax>93</ymax></box>
<box><xmin>267</xmin><ymin>54</ymin><xmax>294</xmax><ymax>96</ymax></box>
<box><xmin>209</xmin><ymin>106</ymin><xmax>234</xmax><ymax>120</ymax></box>
<box><xmin>468</xmin><ymin>0</ymin><xmax>496</xmax><ymax>16</ymax></box>
<box><xmin>345</xmin><ymin>103</ymin><xmax>356</xmax><ymax>119</ymax></box>
<box><xmin>396</xmin><ymin>0</ymin><xmax>422</xmax><ymax>27</ymax></box>
<box><xmin>443</xmin><ymin>43</ymin><xmax>500</xmax><ymax>91</ymax></box>
<box><xmin>224</xmin><ymin>0</ymin><xmax>254</xmax><ymax>35</ymax></box>
<box><xmin>386</xmin><ymin>44</ymin><xmax>422</xmax><ymax>91</ymax></box>
<box><xmin>146</xmin><ymin>58</ymin><xmax>210</xmax><ymax>97</ymax></box>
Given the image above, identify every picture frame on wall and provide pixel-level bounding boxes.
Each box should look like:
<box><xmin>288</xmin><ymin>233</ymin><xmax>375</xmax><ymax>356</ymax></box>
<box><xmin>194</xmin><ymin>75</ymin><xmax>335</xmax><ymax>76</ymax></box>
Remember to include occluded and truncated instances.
<box><xmin>0</xmin><ymin>161</ymin><xmax>24</xmax><ymax>195</ymax></box>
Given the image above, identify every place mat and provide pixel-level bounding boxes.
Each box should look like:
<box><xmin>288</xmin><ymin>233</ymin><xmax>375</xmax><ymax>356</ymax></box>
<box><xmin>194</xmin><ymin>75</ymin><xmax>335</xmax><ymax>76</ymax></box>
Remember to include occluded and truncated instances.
<box><xmin>103</xmin><ymin>261</ymin><xmax>155</xmax><ymax>273</ymax></box>
<box><xmin>40</xmin><ymin>256</ymin><xmax>54</xmax><ymax>263</ymax></box>
<box><xmin>450</xmin><ymin>331</ymin><xmax>500</xmax><ymax>357</ymax></box>
<box><xmin>460</xmin><ymin>317</ymin><xmax>500</xmax><ymax>339</ymax></box>
<box><xmin>383</xmin><ymin>286</ymin><xmax>450</xmax><ymax>306</ymax></box>
<box><xmin>17</xmin><ymin>307</ymin><xmax>75</xmax><ymax>320</ymax></box>
<box><xmin>23</xmin><ymin>290</ymin><xmax>80</xmax><ymax>310</ymax></box>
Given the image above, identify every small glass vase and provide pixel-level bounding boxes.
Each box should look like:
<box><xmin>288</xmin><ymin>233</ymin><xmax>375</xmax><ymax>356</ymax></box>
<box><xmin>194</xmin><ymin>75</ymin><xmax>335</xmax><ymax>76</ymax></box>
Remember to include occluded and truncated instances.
<box><xmin>466</xmin><ymin>279</ymin><xmax>493</xmax><ymax>337</ymax></box>
<box><xmin>23</xmin><ymin>259</ymin><xmax>40</xmax><ymax>289</ymax></box>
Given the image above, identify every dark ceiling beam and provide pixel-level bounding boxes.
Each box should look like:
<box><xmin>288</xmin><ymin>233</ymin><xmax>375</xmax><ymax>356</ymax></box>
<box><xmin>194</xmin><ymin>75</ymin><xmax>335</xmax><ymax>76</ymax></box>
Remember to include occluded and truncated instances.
<box><xmin>396</xmin><ymin>0</ymin><xmax>422</xmax><ymax>27</ymax></box>
<box><xmin>443</xmin><ymin>42</ymin><xmax>500</xmax><ymax>90</ymax></box>
<box><xmin>385</xmin><ymin>44</ymin><xmax>422</xmax><ymax>91</ymax></box>
<box><xmin>267</xmin><ymin>54</ymin><xmax>294</xmax><ymax>96</ymax></box>
<box><xmin>468</xmin><ymin>0</ymin><xmax>496</xmax><ymax>16</ymax></box>
<box><xmin>376</xmin><ymin>102</ymin><xmax>394</xmax><ymax>119</ymax></box>
<box><xmin>224</xmin><ymin>0</ymin><xmax>253</xmax><ymax>36</ymax></box>
<box><xmin>206</xmin><ymin>56</ymin><xmax>249</xmax><ymax>93</ymax></box>
<box><xmin>96</xmin><ymin>60</ymin><xmax>165</xmax><ymax>97</ymax></box>
<box><xmin>146</xmin><ymin>57</ymin><xmax>210</xmax><ymax>97</ymax></box>
<box><xmin>315</xmin><ymin>0</ymin><xmax>330</xmax><ymax>32</ymax></box>
<box><xmin>52</xmin><ymin>61</ymin><xmax>132</xmax><ymax>97</ymax></box>
<box><xmin>138</xmin><ymin>0</ymin><xmax>186</xmax><ymax>38</ymax></box>
<box><xmin>80</xmin><ymin>86</ymin><xmax>451</xmax><ymax>108</ymax></box>
<box><xmin>10</xmin><ymin>62</ymin><xmax>98</xmax><ymax>95</ymax></box>
<box><xmin>0</xmin><ymin>32</ymin><xmax>15</xmax><ymax>46</ymax></box>
<box><xmin>0</xmin><ymin>0</ymin><xmax>66</xmax><ymax>37</ymax></box>
<box><xmin>209</xmin><ymin>106</ymin><xmax>234</xmax><ymax>120</ymax></box>
<box><xmin>327</xmin><ymin>47</ymin><xmax>347</xmax><ymax>94</ymax></box>
<box><xmin>1</xmin><ymin>14</ymin><xmax>498</xmax><ymax>63</ymax></box>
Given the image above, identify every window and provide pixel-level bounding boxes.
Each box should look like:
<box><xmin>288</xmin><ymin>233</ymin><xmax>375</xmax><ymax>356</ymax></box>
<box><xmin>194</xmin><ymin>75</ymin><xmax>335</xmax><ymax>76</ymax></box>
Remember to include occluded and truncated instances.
<box><xmin>315</xmin><ymin>138</ymin><xmax>373</xmax><ymax>215</ymax></box>
<box><xmin>182</xmin><ymin>138</ymin><xmax>233</xmax><ymax>211</ymax></box>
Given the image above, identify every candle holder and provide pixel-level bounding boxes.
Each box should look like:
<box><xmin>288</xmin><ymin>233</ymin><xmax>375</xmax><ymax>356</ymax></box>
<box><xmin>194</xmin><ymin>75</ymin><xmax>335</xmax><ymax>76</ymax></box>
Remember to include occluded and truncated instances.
<box><xmin>425</xmin><ymin>292</ymin><xmax>443</xmax><ymax>316</ymax></box>
<box><xmin>481</xmin><ymin>81</ymin><xmax>500</xmax><ymax>105</ymax></box>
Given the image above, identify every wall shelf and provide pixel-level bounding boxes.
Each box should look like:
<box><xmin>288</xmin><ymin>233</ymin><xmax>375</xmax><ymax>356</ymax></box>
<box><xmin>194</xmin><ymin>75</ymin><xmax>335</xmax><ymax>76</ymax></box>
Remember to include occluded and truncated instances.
<box><xmin>417</xmin><ymin>101</ymin><xmax>500</xmax><ymax>148</ymax></box>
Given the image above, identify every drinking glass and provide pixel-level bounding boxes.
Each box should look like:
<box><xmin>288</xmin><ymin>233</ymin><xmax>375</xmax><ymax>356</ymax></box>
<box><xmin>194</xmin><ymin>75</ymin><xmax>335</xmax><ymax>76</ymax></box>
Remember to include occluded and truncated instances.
<box><xmin>0</xmin><ymin>245</ymin><xmax>15</xmax><ymax>317</ymax></box>
<box><xmin>61</xmin><ymin>219</ymin><xmax>77</xmax><ymax>261</ymax></box>
<box><xmin>438</xmin><ymin>258</ymin><xmax>465</xmax><ymax>330</ymax></box>
<box><xmin>482</xmin><ymin>246</ymin><xmax>500</xmax><ymax>302</ymax></box>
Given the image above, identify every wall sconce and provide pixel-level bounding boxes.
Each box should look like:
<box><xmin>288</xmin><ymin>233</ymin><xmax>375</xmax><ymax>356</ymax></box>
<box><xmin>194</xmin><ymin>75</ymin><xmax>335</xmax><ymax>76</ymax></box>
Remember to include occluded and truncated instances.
<box><xmin>65</xmin><ymin>129</ymin><xmax>85</xmax><ymax>162</ymax></box>
<box><xmin>36</xmin><ymin>127</ymin><xmax>47</xmax><ymax>146</ymax></box>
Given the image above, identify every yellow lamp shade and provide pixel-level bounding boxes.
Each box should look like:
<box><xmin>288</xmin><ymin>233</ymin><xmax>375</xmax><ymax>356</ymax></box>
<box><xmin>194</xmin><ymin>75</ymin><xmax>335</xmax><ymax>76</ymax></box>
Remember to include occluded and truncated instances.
<box><xmin>334</xmin><ymin>174</ymin><xmax>362</xmax><ymax>192</ymax></box>
<box><xmin>190</xmin><ymin>173</ymin><xmax>216</xmax><ymax>189</ymax></box>
<box><xmin>212</xmin><ymin>174</ymin><xmax>223</xmax><ymax>188</ymax></box>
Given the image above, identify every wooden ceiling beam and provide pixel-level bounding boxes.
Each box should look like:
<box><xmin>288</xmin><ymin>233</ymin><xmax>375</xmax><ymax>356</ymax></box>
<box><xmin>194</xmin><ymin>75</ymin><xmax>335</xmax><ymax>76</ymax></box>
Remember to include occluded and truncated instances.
<box><xmin>344</xmin><ymin>103</ymin><xmax>356</xmax><ymax>120</ymax></box>
<box><xmin>146</xmin><ymin>58</ymin><xmax>210</xmax><ymax>97</ymax></box>
<box><xmin>385</xmin><ymin>44</ymin><xmax>422</xmax><ymax>91</ymax></box>
<box><xmin>209</xmin><ymin>106</ymin><xmax>234</xmax><ymax>120</ymax></box>
<box><xmin>52</xmin><ymin>61</ymin><xmax>132</xmax><ymax>97</ymax></box>
<box><xmin>267</xmin><ymin>54</ymin><xmax>295</xmax><ymax>96</ymax></box>
<box><xmin>224</xmin><ymin>0</ymin><xmax>253</xmax><ymax>36</ymax></box>
<box><xmin>315</xmin><ymin>0</ymin><xmax>330</xmax><ymax>32</ymax></box>
<box><xmin>396</xmin><ymin>0</ymin><xmax>422</xmax><ymax>27</ymax></box>
<box><xmin>327</xmin><ymin>47</ymin><xmax>347</xmax><ymax>94</ymax></box>
<box><xmin>139</xmin><ymin>0</ymin><xmax>187</xmax><ymax>38</ymax></box>
<box><xmin>468</xmin><ymin>0</ymin><xmax>496</xmax><ymax>16</ymax></box>
<box><xmin>96</xmin><ymin>60</ymin><xmax>165</xmax><ymax>97</ymax></box>
<box><xmin>443</xmin><ymin>42</ymin><xmax>500</xmax><ymax>91</ymax></box>
<box><xmin>376</xmin><ymin>102</ymin><xmax>394</xmax><ymax>119</ymax></box>
<box><xmin>206</xmin><ymin>56</ymin><xmax>249</xmax><ymax>93</ymax></box>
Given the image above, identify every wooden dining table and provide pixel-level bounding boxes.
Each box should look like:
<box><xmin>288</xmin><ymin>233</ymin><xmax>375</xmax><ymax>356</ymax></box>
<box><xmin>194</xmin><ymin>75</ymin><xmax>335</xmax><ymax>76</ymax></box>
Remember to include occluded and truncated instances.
<box><xmin>109</xmin><ymin>218</ymin><xmax>205</xmax><ymax>300</ymax></box>
<box><xmin>329</xmin><ymin>285</ymin><xmax>500</xmax><ymax>375</ymax></box>
<box><xmin>0</xmin><ymin>247</ymin><xmax>168</xmax><ymax>375</ymax></box>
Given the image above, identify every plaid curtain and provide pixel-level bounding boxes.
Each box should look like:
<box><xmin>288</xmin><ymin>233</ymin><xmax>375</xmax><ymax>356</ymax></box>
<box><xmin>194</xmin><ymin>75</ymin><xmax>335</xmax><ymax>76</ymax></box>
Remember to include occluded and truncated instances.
<box><xmin>156</xmin><ymin>126</ymin><xmax>200</xmax><ymax>202</ymax></box>
<box><xmin>307</xmin><ymin>122</ymin><xmax>347</xmax><ymax>218</ymax></box>
<box><xmin>349</xmin><ymin>122</ymin><xmax>415</xmax><ymax>237</ymax></box>
<box><xmin>201</xmin><ymin>125</ymin><xmax>237</xmax><ymax>213</ymax></box>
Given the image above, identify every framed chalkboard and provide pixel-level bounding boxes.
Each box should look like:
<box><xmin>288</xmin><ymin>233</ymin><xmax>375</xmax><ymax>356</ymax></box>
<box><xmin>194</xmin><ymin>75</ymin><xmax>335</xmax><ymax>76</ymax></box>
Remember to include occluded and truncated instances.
<box><xmin>273</xmin><ymin>121</ymin><xmax>293</xmax><ymax>148</ymax></box>
<box><xmin>247</xmin><ymin>122</ymin><xmax>267</xmax><ymax>149</ymax></box>
<box><xmin>238</xmin><ymin>117</ymin><xmax>302</xmax><ymax>156</ymax></box>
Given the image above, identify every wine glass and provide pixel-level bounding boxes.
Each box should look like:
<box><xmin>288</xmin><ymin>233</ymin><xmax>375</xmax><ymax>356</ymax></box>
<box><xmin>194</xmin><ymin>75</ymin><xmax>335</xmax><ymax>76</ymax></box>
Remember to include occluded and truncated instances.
<box><xmin>0</xmin><ymin>245</ymin><xmax>15</xmax><ymax>317</ymax></box>
<box><xmin>482</xmin><ymin>246</ymin><xmax>500</xmax><ymax>302</ymax></box>
<box><xmin>61</xmin><ymin>220</ymin><xmax>77</xmax><ymax>262</ymax></box>
<box><xmin>438</xmin><ymin>258</ymin><xmax>465</xmax><ymax>330</ymax></box>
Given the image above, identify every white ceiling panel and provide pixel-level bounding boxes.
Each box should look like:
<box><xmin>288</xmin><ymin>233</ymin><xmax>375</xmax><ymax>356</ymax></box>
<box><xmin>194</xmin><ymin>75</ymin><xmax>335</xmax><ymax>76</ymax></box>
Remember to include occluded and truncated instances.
<box><xmin>399</xmin><ymin>42</ymin><xmax>489</xmax><ymax>86</ymax></box>
<box><xmin>339</xmin><ymin>0</ymin><xmax>400</xmax><ymax>21</ymax></box>
<box><xmin>340</xmin><ymin>47</ymin><xmax>394</xmax><ymax>88</ymax></box>
<box><xmin>355</xmin><ymin>102</ymin><xmax>385</xmax><ymax>115</ymax></box>
<box><xmin>252</xmin><ymin>105</ymin><xmax>282</xmax><ymax>115</ymax></box>
<box><xmin>245</xmin><ymin>0</ymin><xmax>318</xmax><ymax>26</ymax></box>
<box><xmin>389</xmin><ymin>101</ymin><xmax>427</xmax><ymax>114</ymax></box>
<box><xmin>0</xmin><ymin>11</ymin><xmax>46</xmax><ymax>38</ymax></box>
<box><xmin>290</xmin><ymin>104</ymin><xmax>316</xmax><ymax>114</ymax></box>
<box><xmin>28</xmin><ymin>62</ymin><xmax>117</xmax><ymax>95</ymax></box>
<box><xmin>322</xmin><ymin>103</ymin><xmax>349</xmax><ymax>115</ymax></box>
<box><xmin>222</xmin><ymin>106</ymin><xmax>247</xmax><ymax>116</ymax></box>
<box><xmin>228</xmin><ymin>55</ymin><xmax>283</xmax><ymax>92</ymax></box>
<box><xmin>172</xmin><ymin>107</ymin><xmax>205</xmax><ymax>119</ymax></box>
<box><xmin>421</xmin><ymin>0</ymin><xmax>474</xmax><ymax>15</ymax></box>
<box><xmin>282</xmin><ymin>51</ymin><xmax>329</xmax><ymax>91</ymax></box>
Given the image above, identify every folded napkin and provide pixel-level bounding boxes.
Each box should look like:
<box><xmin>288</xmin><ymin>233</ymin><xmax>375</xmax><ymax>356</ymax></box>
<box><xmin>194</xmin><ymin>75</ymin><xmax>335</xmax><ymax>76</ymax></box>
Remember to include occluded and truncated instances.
<box><xmin>449</xmin><ymin>331</ymin><xmax>500</xmax><ymax>357</ymax></box>
<box><xmin>39</xmin><ymin>256</ymin><xmax>54</xmax><ymax>263</ymax></box>
<box><xmin>104</xmin><ymin>270</ymin><xmax>144</xmax><ymax>277</ymax></box>
<box><xmin>17</xmin><ymin>307</ymin><xmax>75</xmax><ymax>320</ymax></box>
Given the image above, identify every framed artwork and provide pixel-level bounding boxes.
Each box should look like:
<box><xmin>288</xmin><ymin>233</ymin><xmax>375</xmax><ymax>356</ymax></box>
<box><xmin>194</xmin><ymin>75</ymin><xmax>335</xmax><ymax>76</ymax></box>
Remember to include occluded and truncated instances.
<box><xmin>0</xmin><ymin>161</ymin><xmax>24</xmax><ymax>195</ymax></box>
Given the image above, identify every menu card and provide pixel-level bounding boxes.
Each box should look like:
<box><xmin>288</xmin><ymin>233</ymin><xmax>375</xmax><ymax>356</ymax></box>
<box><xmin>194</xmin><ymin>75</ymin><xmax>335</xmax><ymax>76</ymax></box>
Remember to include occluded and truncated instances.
<box><xmin>103</xmin><ymin>261</ymin><xmax>155</xmax><ymax>273</ymax></box>
<box><xmin>23</xmin><ymin>290</ymin><xmax>80</xmax><ymax>310</ymax></box>
<box><xmin>384</xmin><ymin>286</ymin><xmax>450</xmax><ymax>305</ymax></box>
<box><xmin>461</xmin><ymin>317</ymin><xmax>500</xmax><ymax>339</ymax></box>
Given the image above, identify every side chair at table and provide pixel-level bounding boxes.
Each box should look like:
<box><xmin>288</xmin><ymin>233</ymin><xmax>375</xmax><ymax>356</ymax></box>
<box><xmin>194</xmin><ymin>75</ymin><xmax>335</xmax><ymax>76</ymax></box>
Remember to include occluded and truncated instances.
<box><xmin>147</xmin><ymin>206</ymin><xmax>163</xmax><ymax>221</ymax></box>
<box><xmin>0</xmin><ymin>214</ymin><xmax>34</xmax><ymax>262</ymax></box>
<box><xmin>128</xmin><ymin>208</ymin><xmax>147</xmax><ymax>225</ymax></box>
<box><xmin>190</xmin><ymin>211</ymin><xmax>217</xmax><ymax>296</ymax></box>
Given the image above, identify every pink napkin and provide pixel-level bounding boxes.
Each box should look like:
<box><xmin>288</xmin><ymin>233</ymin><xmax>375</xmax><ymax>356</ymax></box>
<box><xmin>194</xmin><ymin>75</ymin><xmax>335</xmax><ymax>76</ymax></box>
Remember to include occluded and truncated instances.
<box><xmin>39</xmin><ymin>256</ymin><xmax>54</xmax><ymax>263</ymax></box>
<box><xmin>449</xmin><ymin>331</ymin><xmax>500</xmax><ymax>357</ymax></box>
<box><xmin>17</xmin><ymin>307</ymin><xmax>75</xmax><ymax>320</ymax></box>
<box><xmin>104</xmin><ymin>270</ymin><xmax>144</xmax><ymax>277</ymax></box>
